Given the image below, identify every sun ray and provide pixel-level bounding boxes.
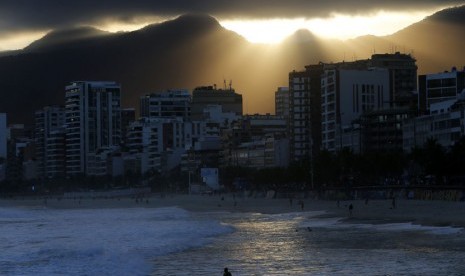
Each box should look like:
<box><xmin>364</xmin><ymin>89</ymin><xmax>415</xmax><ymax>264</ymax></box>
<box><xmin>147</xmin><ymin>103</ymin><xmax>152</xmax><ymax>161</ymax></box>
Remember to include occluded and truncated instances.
<box><xmin>220</xmin><ymin>10</ymin><xmax>435</xmax><ymax>44</ymax></box>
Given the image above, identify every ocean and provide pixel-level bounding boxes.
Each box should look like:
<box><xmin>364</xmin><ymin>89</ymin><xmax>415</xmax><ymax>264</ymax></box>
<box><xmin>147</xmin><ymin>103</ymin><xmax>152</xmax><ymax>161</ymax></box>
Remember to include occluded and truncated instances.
<box><xmin>1</xmin><ymin>206</ymin><xmax>464</xmax><ymax>275</ymax></box>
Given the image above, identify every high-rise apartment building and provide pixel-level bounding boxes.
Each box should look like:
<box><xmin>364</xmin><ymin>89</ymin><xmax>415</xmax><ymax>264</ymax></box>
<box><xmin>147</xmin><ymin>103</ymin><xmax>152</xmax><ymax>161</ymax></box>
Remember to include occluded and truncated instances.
<box><xmin>275</xmin><ymin>87</ymin><xmax>290</xmax><ymax>118</ymax></box>
<box><xmin>190</xmin><ymin>86</ymin><xmax>242</xmax><ymax>120</ymax></box>
<box><xmin>65</xmin><ymin>81</ymin><xmax>121</xmax><ymax>176</ymax></box>
<box><xmin>139</xmin><ymin>89</ymin><xmax>191</xmax><ymax>120</ymax></box>
<box><xmin>370</xmin><ymin>52</ymin><xmax>417</xmax><ymax>108</ymax></box>
<box><xmin>288</xmin><ymin>64</ymin><xmax>324</xmax><ymax>161</ymax></box>
<box><xmin>0</xmin><ymin>113</ymin><xmax>6</xmax><ymax>160</ymax></box>
<box><xmin>321</xmin><ymin>68</ymin><xmax>390</xmax><ymax>152</ymax></box>
<box><xmin>121</xmin><ymin>108</ymin><xmax>136</xmax><ymax>147</ymax></box>
<box><xmin>35</xmin><ymin>106</ymin><xmax>66</xmax><ymax>178</ymax></box>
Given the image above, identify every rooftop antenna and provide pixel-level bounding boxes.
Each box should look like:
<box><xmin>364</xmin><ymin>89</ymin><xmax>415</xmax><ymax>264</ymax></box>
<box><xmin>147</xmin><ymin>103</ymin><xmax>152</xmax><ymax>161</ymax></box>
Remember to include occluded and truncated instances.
<box><xmin>223</xmin><ymin>79</ymin><xmax>227</xmax><ymax>90</ymax></box>
<box><xmin>229</xmin><ymin>80</ymin><xmax>232</xmax><ymax>90</ymax></box>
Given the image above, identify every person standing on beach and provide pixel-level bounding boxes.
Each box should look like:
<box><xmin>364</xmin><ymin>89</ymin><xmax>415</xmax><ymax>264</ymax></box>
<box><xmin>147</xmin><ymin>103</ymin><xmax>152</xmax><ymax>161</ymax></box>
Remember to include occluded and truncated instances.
<box><xmin>223</xmin><ymin>267</ymin><xmax>232</xmax><ymax>276</ymax></box>
<box><xmin>348</xmin><ymin>203</ymin><xmax>353</xmax><ymax>217</ymax></box>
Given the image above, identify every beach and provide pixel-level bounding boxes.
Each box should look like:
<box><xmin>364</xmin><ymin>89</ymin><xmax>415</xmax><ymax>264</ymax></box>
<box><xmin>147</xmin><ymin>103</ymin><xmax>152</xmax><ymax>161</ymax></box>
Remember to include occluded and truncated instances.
<box><xmin>2</xmin><ymin>194</ymin><xmax>465</xmax><ymax>275</ymax></box>
<box><xmin>1</xmin><ymin>194</ymin><xmax>465</xmax><ymax>227</ymax></box>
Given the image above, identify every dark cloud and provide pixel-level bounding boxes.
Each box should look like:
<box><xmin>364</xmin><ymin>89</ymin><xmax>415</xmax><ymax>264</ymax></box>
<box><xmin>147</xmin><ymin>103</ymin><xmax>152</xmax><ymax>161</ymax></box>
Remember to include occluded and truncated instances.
<box><xmin>0</xmin><ymin>0</ymin><xmax>464</xmax><ymax>36</ymax></box>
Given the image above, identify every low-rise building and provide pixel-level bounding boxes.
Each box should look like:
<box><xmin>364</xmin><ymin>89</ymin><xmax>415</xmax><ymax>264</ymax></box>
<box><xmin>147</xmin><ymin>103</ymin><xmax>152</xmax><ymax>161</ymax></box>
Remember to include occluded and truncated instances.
<box><xmin>403</xmin><ymin>98</ymin><xmax>465</xmax><ymax>151</ymax></box>
<box><xmin>190</xmin><ymin>85</ymin><xmax>242</xmax><ymax>120</ymax></box>
<box><xmin>418</xmin><ymin>67</ymin><xmax>465</xmax><ymax>115</ymax></box>
<box><xmin>140</xmin><ymin>89</ymin><xmax>191</xmax><ymax>120</ymax></box>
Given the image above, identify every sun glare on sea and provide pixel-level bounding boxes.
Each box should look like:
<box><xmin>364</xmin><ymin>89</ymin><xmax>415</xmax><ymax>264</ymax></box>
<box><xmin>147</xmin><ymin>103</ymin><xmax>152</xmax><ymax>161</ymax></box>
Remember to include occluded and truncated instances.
<box><xmin>220</xmin><ymin>11</ymin><xmax>432</xmax><ymax>43</ymax></box>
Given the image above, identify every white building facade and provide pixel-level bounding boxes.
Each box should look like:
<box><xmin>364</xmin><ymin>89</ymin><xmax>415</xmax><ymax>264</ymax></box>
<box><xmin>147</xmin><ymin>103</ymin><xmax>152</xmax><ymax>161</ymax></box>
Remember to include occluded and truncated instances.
<box><xmin>418</xmin><ymin>69</ymin><xmax>465</xmax><ymax>114</ymax></box>
<box><xmin>403</xmin><ymin>100</ymin><xmax>465</xmax><ymax>151</ymax></box>
<box><xmin>321</xmin><ymin>68</ymin><xmax>390</xmax><ymax>151</ymax></box>
<box><xmin>126</xmin><ymin>117</ymin><xmax>188</xmax><ymax>174</ymax></box>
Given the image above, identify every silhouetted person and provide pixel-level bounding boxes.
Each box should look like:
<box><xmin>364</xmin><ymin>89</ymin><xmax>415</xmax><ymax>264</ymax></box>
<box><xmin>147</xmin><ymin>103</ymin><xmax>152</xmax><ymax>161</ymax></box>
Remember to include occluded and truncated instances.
<box><xmin>300</xmin><ymin>200</ymin><xmax>304</xmax><ymax>211</ymax></box>
<box><xmin>349</xmin><ymin>203</ymin><xmax>353</xmax><ymax>217</ymax></box>
<box><xmin>224</xmin><ymin>267</ymin><xmax>232</xmax><ymax>276</ymax></box>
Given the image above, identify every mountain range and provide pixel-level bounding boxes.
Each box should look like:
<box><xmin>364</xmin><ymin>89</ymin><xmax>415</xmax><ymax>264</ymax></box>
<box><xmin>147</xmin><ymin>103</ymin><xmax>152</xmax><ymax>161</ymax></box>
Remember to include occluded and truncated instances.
<box><xmin>0</xmin><ymin>6</ymin><xmax>464</xmax><ymax>124</ymax></box>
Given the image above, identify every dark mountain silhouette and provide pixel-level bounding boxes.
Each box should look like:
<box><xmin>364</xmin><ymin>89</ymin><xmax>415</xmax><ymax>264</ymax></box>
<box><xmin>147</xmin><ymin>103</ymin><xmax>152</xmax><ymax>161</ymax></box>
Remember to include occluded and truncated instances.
<box><xmin>0</xmin><ymin>7</ymin><xmax>464</xmax><ymax>124</ymax></box>
<box><xmin>25</xmin><ymin>26</ymin><xmax>110</xmax><ymax>52</ymax></box>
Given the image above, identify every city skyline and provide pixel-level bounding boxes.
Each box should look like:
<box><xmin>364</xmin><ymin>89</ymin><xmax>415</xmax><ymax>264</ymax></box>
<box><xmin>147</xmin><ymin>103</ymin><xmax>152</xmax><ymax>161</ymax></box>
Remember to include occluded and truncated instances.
<box><xmin>1</xmin><ymin>2</ymin><xmax>465</xmax><ymax>270</ymax></box>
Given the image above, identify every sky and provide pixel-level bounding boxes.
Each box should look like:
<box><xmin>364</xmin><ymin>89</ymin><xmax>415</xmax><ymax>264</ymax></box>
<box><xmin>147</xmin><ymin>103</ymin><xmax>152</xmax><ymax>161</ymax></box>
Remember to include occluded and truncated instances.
<box><xmin>0</xmin><ymin>0</ymin><xmax>464</xmax><ymax>50</ymax></box>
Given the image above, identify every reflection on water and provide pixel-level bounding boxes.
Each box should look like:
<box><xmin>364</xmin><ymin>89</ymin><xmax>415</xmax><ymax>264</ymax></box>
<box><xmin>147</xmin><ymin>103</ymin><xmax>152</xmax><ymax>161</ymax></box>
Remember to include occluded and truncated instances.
<box><xmin>152</xmin><ymin>212</ymin><xmax>465</xmax><ymax>275</ymax></box>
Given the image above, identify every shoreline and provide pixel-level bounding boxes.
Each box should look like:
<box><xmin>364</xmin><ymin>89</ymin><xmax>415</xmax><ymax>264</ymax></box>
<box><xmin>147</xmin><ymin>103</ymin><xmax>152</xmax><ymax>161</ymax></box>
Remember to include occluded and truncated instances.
<box><xmin>1</xmin><ymin>194</ymin><xmax>465</xmax><ymax>228</ymax></box>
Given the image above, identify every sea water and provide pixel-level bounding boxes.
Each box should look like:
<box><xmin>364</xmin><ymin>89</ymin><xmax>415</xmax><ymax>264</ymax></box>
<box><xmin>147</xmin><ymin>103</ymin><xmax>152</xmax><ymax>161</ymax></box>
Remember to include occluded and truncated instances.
<box><xmin>0</xmin><ymin>206</ymin><xmax>232</xmax><ymax>275</ymax></box>
<box><xmin>1</xmin><ymin>206</ymin><xmax>465</xmax><ymax>275</ymax></box>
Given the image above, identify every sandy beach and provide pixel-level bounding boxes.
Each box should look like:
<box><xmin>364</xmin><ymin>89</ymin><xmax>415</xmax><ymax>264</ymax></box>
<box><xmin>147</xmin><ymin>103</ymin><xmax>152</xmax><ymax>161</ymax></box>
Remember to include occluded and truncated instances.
<box><xmin>1</xmin><ymin>193</ymin><xmax>465</xmax><ymax>228</ymax></box>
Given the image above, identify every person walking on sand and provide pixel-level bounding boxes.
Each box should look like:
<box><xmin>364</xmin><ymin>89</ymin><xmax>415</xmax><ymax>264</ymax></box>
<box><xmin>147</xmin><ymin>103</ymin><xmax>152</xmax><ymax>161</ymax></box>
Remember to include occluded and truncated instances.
<box><xmin>348</xmin><ymin>203</ymin><xmax>353</xmax><ymax>217</ymax></box>
<box><xmin>223</xmin><ymin>267</ymin><xmax>232</xmax><ymax>276</ymax></box>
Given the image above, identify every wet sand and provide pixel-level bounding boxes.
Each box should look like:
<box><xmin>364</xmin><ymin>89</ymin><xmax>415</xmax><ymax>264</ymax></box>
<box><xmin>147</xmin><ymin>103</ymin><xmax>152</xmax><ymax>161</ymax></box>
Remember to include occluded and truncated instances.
<box><xmin>1</xmin><ymin>194</ymin><xmax>464</xmax><ymax>227</ymax></box>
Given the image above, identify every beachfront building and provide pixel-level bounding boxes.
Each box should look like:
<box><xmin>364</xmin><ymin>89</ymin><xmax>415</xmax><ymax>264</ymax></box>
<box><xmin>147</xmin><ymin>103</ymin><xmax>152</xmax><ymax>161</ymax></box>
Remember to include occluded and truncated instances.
<box><xmin>275</xmin><ymin>87</ymin><xmax>290</xmax><ymax>118</ymax></box>
<box><xmin>221</xmin><ymin>114</ymin><xmax>289</xmax><ymax>168</ymax></box>
<box><xmin>359</xmin><ymin>108</ymin><xmax>412</xmax><ymax>153</ymax></box>
<box><xmin>403</xmin><ymin>96</ymin><xmax>465</xmax><ymax>151</ymax></box>
<box><xmin>370</xmin><ymin>52</ymin><xmax>418</xmax><ymax>108</ymax></box>
<box><xmin>0</xmin><ymin>113</ymin><xmax>6</xmax><ymax>160</ymax></box>
<box><xmin>418</xmin><ymin>67</ymin><xmax>465</xmax><ymax>115</ymax></box>
<box><xmin>5</xmin><ymin>124</ymin><xmax>35</xmax><ymax>182</ymax></box>
<box><xmin>34</xmin><ymin>106</ymin><xmax>66</xmax><ymax>178</ymax></box>
<box><xmin>121</xmin><ymin>108</ymin><xmax>136</xmax><ymax>148</ymax></box>
<box><xmin>229</xmin><ymin>114</ymin><xmax>288</xmax><ymax>142</ymax></box>
<box><xmin>190</xmin><ymin>85</ymin><xmax>242</xmax><ymax>120</ymax></box>
<box><xmin>321</xmin><ymin>67</ymin><xmax>390</xmax><ymax>152</ymax></box>
<box><xmin>189</xmin><ymin>105</ymin><xmax>239</xmax><ymax>170</ymax></box>
<box><xmin>0</xmin><ymin>113</ymin><xmax>6</xmax><ymax>181</ymax></box>
<box><xmin>126</xmin><ymin>117</ymin><xmax>188</xmax><ymax>174</ymax></box>
<box><xmin>226</xmin><ymin>134</ymin><xmax>289</xmax><ymax>169</ymax></box>
<box><xmin>64</xmin><ymin>81</ymin><xmax>122</xmax><ymax>176</ymax></box>
<box><xmin>139</xmin><ymin>89</ymin><xmax>191</xmax><ymax>120</ymax></box>
<box><xmin>288</xmin><ymin>64</ymin><xmax>324</xmax><ymax>161</ymax></box>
